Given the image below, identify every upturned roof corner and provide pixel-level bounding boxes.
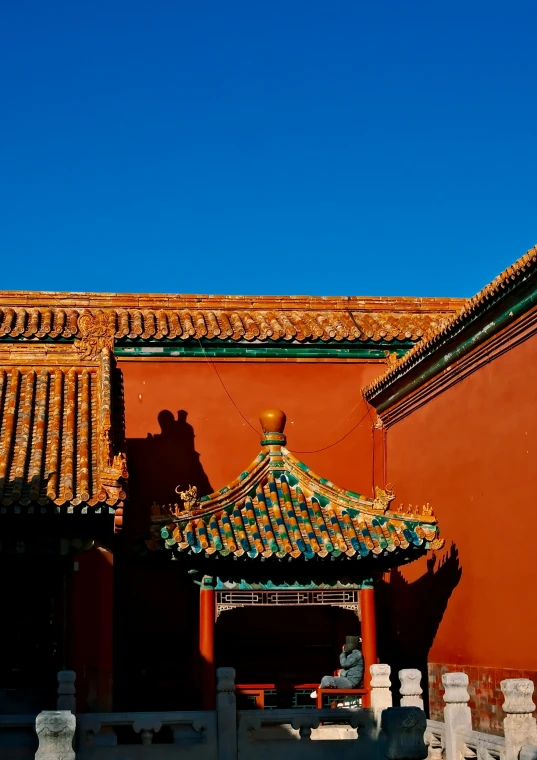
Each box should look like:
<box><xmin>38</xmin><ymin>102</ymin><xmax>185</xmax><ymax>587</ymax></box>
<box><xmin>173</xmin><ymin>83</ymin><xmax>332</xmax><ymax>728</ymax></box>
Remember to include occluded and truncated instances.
<box><xmin>148</xmin><ymin>408</ymin><xmax>443</xmax><ymax>565</ymax></box>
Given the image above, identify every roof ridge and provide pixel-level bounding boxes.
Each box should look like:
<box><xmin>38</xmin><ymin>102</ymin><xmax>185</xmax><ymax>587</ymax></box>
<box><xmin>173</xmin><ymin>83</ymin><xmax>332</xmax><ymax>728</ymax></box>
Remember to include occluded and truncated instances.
<box><xmin>0</xmin><ymin>303</ymin><xmax>465</xmax><ymax>345</ymax></box>
<box><xmin>0</xmin><ymin>291</ymin><xmax>464</xmax><ymax>313</ymax></box>
<box><xmin>364</xmin><ymin>245</ymin><xmax>537</xmax><ymax>399</ymax></box>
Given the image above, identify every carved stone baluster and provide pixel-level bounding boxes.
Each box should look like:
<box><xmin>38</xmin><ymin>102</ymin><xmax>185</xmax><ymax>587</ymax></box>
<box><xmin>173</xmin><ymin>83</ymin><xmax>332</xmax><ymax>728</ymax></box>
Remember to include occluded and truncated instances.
<box><xmin>371</xmin><ymin>664</ymin><xmax>393</xmax><ymax>726</ymax></box>
<box><xmin>501</xmin><ymin>679</ymin><xmax>537</xmax><ymax>760</ymax></box>
<box><xmin>133</xmin><ymin>717</ymin><xmax>161</xmax><ymax>746</ymax></box>
<box><xmin>140</xmin><ymin>729</ymin><xmax>154</xmax><ymax>745</ymax></box>
<box><xmin>382</xmin><ymin>707</ymin><xmax>428</xmax><ymax>760</ymax></box>
<box><xmin>443</xmin><ymin>673</ymin><xmax>472</xmax><ymax>760</ymax></box>
<box><xmin>57</xmin><ymin>670</ymin><xmax>76</xmax><ymax>713</ymax></box>
<box><xmin>291</xmin><ymin>715</ymin><xmax>320</xmax><ymax>740</ymax></box>
<box><xmin>400</xmin><ymin>669</ymin><xmax>424</xmax><ymax>710</ymax></box>
<box><xmin>217</xmin><ymin>667</ymin><xmax>238</xmax><ymax>760</ymax></box>
<box><xmin>424</xmin><ymin>728</ymin><xmax>444</xmax><ymax>760</ymax></box>
<box><xmin>35</xmin><ymin>711</ymin><xmax>76</xmax><ymax>760</ymax></box>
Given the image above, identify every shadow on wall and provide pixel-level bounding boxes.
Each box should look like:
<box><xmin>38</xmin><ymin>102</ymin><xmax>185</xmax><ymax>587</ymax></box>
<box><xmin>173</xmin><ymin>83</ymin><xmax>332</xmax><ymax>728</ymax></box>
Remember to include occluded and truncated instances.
<box><xmin>115</xmin><ymin>411</ymin><xmax>212</xmax><ymax>710</ymax></box>
<box><xmin>125</xmin><ymin>409</ymin><xmax>214</xmax><ymax>537</ymax></box>
<box><xmin>376</xmin><ymin>543</ymin><xmax>462</xmax><ymax>708</ymax></box>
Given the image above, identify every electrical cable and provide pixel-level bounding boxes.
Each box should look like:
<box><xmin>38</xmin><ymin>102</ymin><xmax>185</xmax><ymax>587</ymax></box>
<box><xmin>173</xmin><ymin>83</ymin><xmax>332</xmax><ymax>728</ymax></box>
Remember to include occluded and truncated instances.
<box><xmin>196</xmin><ymin>338</ymin><xmax>372</xmax><ymax>453</ymax></box>
<box><xmin>196</xmin><ymin>339</ymin><xmax>261</xmax><ymax>435</ymax></box>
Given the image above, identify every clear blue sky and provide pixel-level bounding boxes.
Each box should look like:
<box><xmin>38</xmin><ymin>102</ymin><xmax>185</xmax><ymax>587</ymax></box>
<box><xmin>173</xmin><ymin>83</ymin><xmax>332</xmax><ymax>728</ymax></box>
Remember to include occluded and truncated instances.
<box><xmin>1</xmin><ymin>1</ymin><xmax>536</xmax><ymax>297</ymax></box>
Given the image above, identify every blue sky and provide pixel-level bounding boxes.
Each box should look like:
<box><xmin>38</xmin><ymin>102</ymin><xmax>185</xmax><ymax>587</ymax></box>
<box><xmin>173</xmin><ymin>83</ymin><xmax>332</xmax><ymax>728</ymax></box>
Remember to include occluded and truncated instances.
<box><xmin>1</xmin><ymin>1</ymin><xmax>536</xmax><ymax>297</ymax></box>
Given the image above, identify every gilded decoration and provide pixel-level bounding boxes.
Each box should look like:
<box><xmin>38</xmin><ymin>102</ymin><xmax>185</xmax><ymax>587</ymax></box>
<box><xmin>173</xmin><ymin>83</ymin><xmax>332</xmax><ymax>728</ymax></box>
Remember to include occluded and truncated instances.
<box><xmin>74</xmin><ymin>310</ymin><xmax>116</xmax><ymax>360</ymax></box>
<box><xmin>176</xmin><ymin>484</ymin><xmax>200</xmax><ymax>511</ymax></box>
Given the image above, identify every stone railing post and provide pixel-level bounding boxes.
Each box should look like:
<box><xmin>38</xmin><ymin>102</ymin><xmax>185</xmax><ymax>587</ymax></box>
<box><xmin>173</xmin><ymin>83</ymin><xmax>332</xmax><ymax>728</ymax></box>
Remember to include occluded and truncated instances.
<box><xmin>400</xmin><ymin>670</ymin><xmax>424</xmax><ymax>710</ymax></box>
<box><xmin>382</xmin><ymin>707</ymin><xmax>428</xmax><ymax>760</ymax></box>
<box><xmin>442</xmin><ymin>673</ymin><xmax>472</xmax><ymax>760</ymax></box>
<box><xmin>501</xmin><ymin>678</ymin><xmax>537</xmax><ymax>760</ymax></box>
<box><xmin>217</xmin><ymin>667</ymin><xmax>237</xmax><ymax>760</ymax></box>
<box><xmin>36</xmin><ymin>711</ymin><xmax>76</xmax><ymax>760</ymax></box>
<box><xmin>57</xmin><ymin>670</ymin><xmax>76</xmax><ymax>713</ymax></box>
<box><xmin>372</xmin><ymin>664</ymin><xmax>393</xmax><ymax>725</ymax></box>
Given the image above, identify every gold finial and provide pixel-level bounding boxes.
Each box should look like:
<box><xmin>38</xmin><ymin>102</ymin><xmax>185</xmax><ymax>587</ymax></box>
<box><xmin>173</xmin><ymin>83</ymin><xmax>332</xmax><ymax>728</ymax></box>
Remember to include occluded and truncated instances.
<box><xmin>259</xmin><ymin>408</ymin><xmax>287</xmax><ymax>447</ymax></box>
<box><xmin>259</xmin><ymin>408</ymin><xmax>286</xmax><ymax>434</ymax></box>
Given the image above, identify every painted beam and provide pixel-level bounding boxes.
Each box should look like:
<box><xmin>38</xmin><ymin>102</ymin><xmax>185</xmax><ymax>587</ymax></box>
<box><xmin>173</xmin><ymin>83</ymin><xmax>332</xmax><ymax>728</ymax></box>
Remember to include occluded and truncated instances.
<box><xmin>114</xmin><ymin>341</ymin><xmax>413</xmax><ymax>359</ymax></box>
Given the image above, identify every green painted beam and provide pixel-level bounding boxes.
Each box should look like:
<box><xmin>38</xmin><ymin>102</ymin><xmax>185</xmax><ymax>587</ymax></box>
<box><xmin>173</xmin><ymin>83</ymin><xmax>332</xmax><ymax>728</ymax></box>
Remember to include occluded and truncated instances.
<box><xmin>115</xmin><ymin>341</ymin><xmax>413</xmax><ymax>359</ymax></box>
<box><xmin>0</xmin><ymin>333</ymin><xmax>414</xmax><ymax>359</ymax></box>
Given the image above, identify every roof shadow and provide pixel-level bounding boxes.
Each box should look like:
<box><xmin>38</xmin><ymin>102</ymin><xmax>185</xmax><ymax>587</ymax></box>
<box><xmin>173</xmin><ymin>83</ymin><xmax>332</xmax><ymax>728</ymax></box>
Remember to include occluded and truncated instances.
<box><xmin>376</xmin><ymin>542</ymin><xmax>462</xmax><ymax>709</ymax></box>
<box><xmin>125</xmin><ymin>409</ymin><xmax>214</xmax><ymax>538</ymax></box>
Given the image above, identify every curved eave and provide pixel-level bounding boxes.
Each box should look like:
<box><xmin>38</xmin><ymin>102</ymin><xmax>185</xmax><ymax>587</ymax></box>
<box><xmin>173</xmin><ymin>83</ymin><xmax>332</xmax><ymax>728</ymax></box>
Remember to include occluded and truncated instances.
<box><xmin>149</xmin><ymin>450</ymin><xmax>442</xmax><ymax>563</ymax></box>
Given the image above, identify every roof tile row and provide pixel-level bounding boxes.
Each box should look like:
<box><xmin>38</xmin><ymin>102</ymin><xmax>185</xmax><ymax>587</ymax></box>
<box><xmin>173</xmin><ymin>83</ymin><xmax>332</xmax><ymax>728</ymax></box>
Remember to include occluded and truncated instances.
<box><xmin>0</xmin><ymin>349</ymin><xmax>127</xmax><ymax>510</ymax></box>
<box><xmin>0</xmin><ymin>306</ymin><xmax>456</xmax><ymax>344</ymax></box>
<box><xmin>364</xmin><ymin>246</ymin><xmax>537</xmax><ymax>397</ymax></box>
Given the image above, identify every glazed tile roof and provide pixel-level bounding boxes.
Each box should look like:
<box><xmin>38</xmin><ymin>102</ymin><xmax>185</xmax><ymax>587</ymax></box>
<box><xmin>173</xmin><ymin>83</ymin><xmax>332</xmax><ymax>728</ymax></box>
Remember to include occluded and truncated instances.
<box><xmin>364</xmin><ymin>245</ymin><xmax>537</xmax><ymax>401</ymax></box>
<box><xmin>0</xmin><ymin>347</ymin><xmax>127</xmax><ymax>516</ymax></box>
<box><xmin>148</xmin><ymin>410</ymin><xmax>442</xmax><ymax>562</ymax></box>
<box><xmin>0</xmin><ymin>293</ymin><xmax>462</xmax><ymax>345</ymax></box>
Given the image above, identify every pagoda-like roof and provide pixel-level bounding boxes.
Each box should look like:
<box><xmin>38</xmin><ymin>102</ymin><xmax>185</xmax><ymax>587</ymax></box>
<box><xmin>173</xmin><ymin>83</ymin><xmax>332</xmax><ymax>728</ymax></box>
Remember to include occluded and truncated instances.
<box><xmin>0</xmin><ymin>344</ymin><xmax>127</xmax><ymax>523</ymax></box>
<box><xmin>149</xmin><ymin>409</ymin><xmax>442</xmax><ymax>563</ymax></box>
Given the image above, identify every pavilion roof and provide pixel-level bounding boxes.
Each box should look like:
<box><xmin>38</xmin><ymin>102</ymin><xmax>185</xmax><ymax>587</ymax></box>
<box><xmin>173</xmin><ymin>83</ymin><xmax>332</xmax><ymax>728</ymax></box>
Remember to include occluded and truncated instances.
<box><xmin>0</xmin><ymin>345</ymin><xmax>127</xmax><ymax>523</ymax></box>
<box><xmin>148</xmin><ymin>409</ymin><xmax>442</xmax><ymax>563</ymax></box>
<box><xmin>0</xmin><ymin>293</ymin><xmax>462</xmax><ymax>346</ymax></box>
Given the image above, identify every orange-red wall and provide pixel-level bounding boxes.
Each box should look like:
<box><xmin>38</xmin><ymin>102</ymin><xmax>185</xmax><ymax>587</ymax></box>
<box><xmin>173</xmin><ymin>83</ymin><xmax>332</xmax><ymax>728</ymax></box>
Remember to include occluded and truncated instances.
<box><xmin>120</xmin><ymin>359</ymin><xmax>384</xmax><ymax>530</ymax></box>
<box><xmin>384</xmin><ymin>330</ymin><xmax>537</xmax><ymax>672</ymax></box>
<box><xmin>115</xmin><ymin>357</ymin><xmax>384</xmax><ymax>709</ymax></box>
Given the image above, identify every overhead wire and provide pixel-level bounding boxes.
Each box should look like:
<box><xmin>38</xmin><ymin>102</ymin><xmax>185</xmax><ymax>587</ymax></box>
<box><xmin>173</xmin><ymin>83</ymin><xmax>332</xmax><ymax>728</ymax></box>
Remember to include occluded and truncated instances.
<box><xmin>196</xmin><ymin>337</ymin><xmax>374</xmax><ymax>453</ymax></box>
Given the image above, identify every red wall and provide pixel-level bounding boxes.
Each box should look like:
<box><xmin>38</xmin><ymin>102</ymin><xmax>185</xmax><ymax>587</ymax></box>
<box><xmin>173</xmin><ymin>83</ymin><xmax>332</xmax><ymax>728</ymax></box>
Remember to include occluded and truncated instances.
<box><xmin>120</xmin><ymin>359</ymin><xmax>383</xmax><ymax>532</ymax></box>
<box><xmin>115</xmin><ymin>357</ymin><xmax>383</xmax><ymax>709</ymax></box>
<box><xmin>384</xmin><ymin>330</ymin><xmax>537</xmax><ymax>672</ymax></box>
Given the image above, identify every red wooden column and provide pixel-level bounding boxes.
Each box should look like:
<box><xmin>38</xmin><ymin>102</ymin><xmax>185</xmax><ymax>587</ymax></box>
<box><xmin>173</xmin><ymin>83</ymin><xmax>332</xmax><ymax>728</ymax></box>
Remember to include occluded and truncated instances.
<box><xmin>360</xmin><ymin>582</ymin><xmax>377</xmax><ymax>708</ymax></box>
<box><xmin>199</xmin><ymin>577</ymin><xmax>216</xmax><ymax>710</ymax></box>
<box><xmin>70</xmin><ymin>545</ymin><xmax>114</xmax><ymax>712</ymax></box>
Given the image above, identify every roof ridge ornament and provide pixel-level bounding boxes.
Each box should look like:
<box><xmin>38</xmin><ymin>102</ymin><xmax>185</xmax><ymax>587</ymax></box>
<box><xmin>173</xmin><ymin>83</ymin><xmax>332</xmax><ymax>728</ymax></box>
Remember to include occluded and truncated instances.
<box><xmin>373</xmin><ymin>485</ymin><xmax>396</xmax><ymax>512</ymax></box>
<box><xmin>259</xmin><ymin>408</ymin><xmax>287</xmax><ymax>446</ymax></box>
<box><xmin>74</xmin><ymin>309</ymin><xmax>115</xmax><ymax>360</ymax></box>
<box><xmin>175</xmin><ymin>484</ymin><xmax>199</xmax><ymax>511</ymax></box>
<box><xmin>259</xmin><ymin>409</ymin><xmax>287</xmax><ymax>471</ymax></box>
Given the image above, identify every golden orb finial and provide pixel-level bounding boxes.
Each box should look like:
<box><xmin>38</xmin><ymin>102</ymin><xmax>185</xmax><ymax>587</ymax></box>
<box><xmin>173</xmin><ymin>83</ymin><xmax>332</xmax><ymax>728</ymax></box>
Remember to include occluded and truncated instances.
<box><xmin>259</xmin><ymin>408</ymin><xmax>286</xmax><ymax>434</ymax></box>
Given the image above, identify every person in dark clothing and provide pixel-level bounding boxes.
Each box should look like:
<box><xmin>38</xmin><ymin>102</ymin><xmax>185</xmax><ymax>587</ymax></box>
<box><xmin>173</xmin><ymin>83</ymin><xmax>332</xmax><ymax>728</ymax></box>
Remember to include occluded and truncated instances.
<box><xmin>310</xmin><ymin>636</ymin><xmax>364</xmax><ymax>698</ymax></box>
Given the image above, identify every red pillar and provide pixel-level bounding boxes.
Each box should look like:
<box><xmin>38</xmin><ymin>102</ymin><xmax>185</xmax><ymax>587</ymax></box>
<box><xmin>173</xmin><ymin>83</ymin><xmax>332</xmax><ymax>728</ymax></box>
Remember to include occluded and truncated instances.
<box><xmin>199</xmin><ymin>579</ymin><xmax>216</xmax><ymax>710</ymax></box>
<box><xmin>360</xmin><ymin>584</ymin><xmax>377</xmax><ymax>708</ymax></box>
<box><xmin>71</xmin><ymin>546</ymin><xmax>114</xmax><ymax>712</ymax></box>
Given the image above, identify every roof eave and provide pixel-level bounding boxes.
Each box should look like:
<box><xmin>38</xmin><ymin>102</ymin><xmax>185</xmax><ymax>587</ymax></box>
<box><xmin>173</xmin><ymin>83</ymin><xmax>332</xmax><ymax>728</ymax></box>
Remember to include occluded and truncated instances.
<box><xmin>365</xmin><ymin>249</ymin><xmax>537</xmax><ymax>411</ymax></box>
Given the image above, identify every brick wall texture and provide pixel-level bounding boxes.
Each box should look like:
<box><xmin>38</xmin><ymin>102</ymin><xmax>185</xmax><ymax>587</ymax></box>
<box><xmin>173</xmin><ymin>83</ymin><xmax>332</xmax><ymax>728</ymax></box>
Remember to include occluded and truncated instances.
<box><xmin>428</xmin><ymin>663</ymin><xmax>537</xmax><ymax>735</ymax></box>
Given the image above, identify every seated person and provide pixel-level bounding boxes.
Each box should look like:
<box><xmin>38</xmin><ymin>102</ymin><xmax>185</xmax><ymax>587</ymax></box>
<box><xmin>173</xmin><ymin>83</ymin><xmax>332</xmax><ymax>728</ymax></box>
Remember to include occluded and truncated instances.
<box><xmin>310</xmin><ymin>636</ymin><xmax>364</xmax><ymax>699</ymax></box>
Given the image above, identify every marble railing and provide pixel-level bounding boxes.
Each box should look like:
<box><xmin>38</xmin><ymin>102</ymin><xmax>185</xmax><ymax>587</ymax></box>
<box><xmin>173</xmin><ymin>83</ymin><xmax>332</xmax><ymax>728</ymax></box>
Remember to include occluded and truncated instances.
<box><xmin>5</xmin><ymin>665</ymin><xmax>537</xmax><ymax>760</ymax></box>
